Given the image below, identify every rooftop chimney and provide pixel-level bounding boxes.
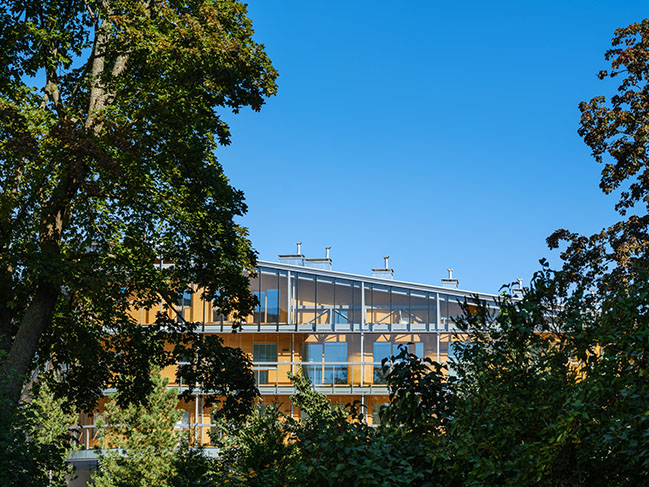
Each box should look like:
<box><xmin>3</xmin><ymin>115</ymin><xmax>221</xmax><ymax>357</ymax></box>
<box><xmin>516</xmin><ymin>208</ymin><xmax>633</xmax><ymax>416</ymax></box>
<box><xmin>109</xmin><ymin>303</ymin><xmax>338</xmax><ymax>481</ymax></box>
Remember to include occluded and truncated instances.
<box><xmin>372</xmin><ymin>256</ymin><xmax>394</xmax><ymax>279</ymax></box>
<box><xmin>305</xmin><ymin>246</ymin><xmax>333</xmax><ymax>270</ymax></box>
<box><xmin>441</xmin><ymin>268</ymin><xmax>459</xmax><ymax>289</ymax></box>
<box><xmin>513</xmin><ymin>278</ymin><xmax>524</xmax><ymax>296</ymax></box>
<box><xmin>278</xmin><ymin>242</ymin><xmax>306</xmax><ymax>266</ymax></box>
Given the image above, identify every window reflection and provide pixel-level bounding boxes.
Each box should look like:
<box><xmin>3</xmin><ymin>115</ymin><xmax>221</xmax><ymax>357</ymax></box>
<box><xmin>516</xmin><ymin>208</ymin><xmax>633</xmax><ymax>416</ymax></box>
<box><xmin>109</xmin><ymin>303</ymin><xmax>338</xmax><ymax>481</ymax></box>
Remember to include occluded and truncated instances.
<box><xmin>257</xmin><ymin>268</ymin><xmax>279</xmax><ymax>324</ymax></box>
<box><xmin>371</xmin><ymin>336</ymin><xmax>425</xmax><ymax>384</ymax></box>
<box><xmin>301</xmin><ymin>341</ymin><xmax>348</xmax><ymax>385</ymax></box>
<box><xmin>334</xmin><ymin>279</ymin><xmax>353</xmax><ymax>324</ymax></box>
<box><xmin>302</xmin><ymin>343</ymin><xmax>323</xmax><ymax>384</ymax></box>
<box><xmin>279</xmin><ymin>271</ymin><xmax>289</xmax><ymax>323</ymax></box>
<box><xmin>410</xmin><ymin>291</ymin><xmax>428</xmax><ymax>324</ymax></box>
<box><xmin>371</xmin><ymin>285</ymin><xmax>390</xmax><ymax>324</ymax></box>
<box><xmin>316</xmin><ymin>277</ymin><xmax>334</xmax><ymax>325</ymax></box>
<box><xmin>253</xmin><ymin>343</ymin><xmax>278</xmax><ymax>384</ymax></box>
<box><xmin>297</xmin><ymin>274</ymin><xmax>315</xmax><ymax>323</ymax></box>
<box><xmin>391</xmin><ymin>288</ymin><xmax>409</xmax><ymax>325</ymax></box>
<box><xmin>324</xmin><ymin>342</ymin><xmax>347</xmax><ymax>384</ymax></box>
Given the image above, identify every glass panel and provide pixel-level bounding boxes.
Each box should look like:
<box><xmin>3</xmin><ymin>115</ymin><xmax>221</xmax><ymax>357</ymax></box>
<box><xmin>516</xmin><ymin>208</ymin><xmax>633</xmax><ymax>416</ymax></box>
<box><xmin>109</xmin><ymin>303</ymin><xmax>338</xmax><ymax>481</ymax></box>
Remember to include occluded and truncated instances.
<box><xmin>421</xmin><ymin>334</ymin><xmax>438</xmax><ymax>360</ymax></box>
<box><xmin>439</xmin><ymin>333</ymin><xmax>451</xmax><ymax>362</ymax></box>
<box><xmin>429</xmin><ymin>293</ymin><xmax>438</xmax><ymax>327</ymax></box>
<box><xmin>334</xmin><ymin>279</ymin><xmax>353</xmax><ymax>325</ymax></box>
<box><xmin>364</xmin><ymin>284</ymin><xmax>372</xmax><ymax>324</ymax></box>
<box><xmin>373</xmin><ymin>342</ymin><xmax>392</xmax><ymax>362</ymax></box>
<box><xmin>438</xmin><ymin>295</ymin><xmax>447</xmax><ymax>329</ymax></box>
<box><xmin>253</xmin><ymin>343</ymin><xmax>277</xmax><ymax>385</ymax></box>
<box><xmin>177</xmin><ymin>289</ymin><xmax>192</xmax><ymax>308</ymax></box>
<box><xmin>253</xmin><ymin>343</ymin><xmax>278</xmax><ymax>362</ymax></box>
<box><xmin>302</xmin><ymin>343</ymin><xmax>323</xmax><ymax>384</ymax></box>
<box><xmin>352</xmin><ymin>282</ymin><xmax>362</xmax><ymax>324</ymax></box>
<box><xmin>447</xmin><ymin>296</ymin><xmax>463</xmax><ymax>324</ymax></box>
<box><xmin>391</xmin><ymin>288</ymin><xmax>410</xmax><ymax>325</ymax></box>
<box><xmin>315</xmin><ymin>277</ymin><xmax>334</xmax><ymax>325</ymax></box>
<box><xmin>279</xmin><ymin>271</ymin><xmax>289</xmax><ymax>324</ymax></box>
<box><xmin>410</xmin><ymin>291</ymin><xmax>428</xmax><ymax>324</ymax></box>
<box><xmin>324</xmin><ymin>342</ymin><xmax>347</xmax><ymax>384</ymax></box>
<box><xmin>259</xmin><ymin>268</ymin><xmax>279</xmax><ymax>324</ymax></box>
<box><xmin>371</xmin><ymin>285</ymin><xmax>390</xmax><ymax>324</ymax></box>
<box><xmin>373</xmin><ymin>342</ymin><xmax>391</xmax><ymax>384</ymax></box>
<box><xmin>296</xmin><ymin>274</ymin><xmax>316</xmax><ymax>324</ymax></box>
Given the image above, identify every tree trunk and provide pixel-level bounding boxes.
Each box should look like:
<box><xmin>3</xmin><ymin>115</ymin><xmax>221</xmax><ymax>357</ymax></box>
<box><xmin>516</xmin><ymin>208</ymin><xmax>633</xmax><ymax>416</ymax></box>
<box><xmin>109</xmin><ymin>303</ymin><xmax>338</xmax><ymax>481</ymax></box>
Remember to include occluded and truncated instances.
<box><xmin>0</xmin><ymin>280</ymin><xmax>60</xmax><ymax>407</ymax></box>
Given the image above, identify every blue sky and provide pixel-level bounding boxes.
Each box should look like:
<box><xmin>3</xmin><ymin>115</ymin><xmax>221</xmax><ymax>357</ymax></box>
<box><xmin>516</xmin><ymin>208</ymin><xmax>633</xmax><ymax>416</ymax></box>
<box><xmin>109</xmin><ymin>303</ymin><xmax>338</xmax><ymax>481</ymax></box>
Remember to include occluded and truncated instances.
<box><xmin>218</xmin><ymin>1</ymin><xmax>646</xmax><ymax>293</ymax></box>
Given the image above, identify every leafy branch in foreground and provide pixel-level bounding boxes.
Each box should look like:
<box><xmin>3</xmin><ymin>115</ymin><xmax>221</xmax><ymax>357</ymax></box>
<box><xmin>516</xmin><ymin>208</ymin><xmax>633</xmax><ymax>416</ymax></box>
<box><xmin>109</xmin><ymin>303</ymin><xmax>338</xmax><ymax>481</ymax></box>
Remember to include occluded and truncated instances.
<box><xmin>0</xmin><ymin>0</ymin><xmax>277</xmax><ymax>416</ymax></box>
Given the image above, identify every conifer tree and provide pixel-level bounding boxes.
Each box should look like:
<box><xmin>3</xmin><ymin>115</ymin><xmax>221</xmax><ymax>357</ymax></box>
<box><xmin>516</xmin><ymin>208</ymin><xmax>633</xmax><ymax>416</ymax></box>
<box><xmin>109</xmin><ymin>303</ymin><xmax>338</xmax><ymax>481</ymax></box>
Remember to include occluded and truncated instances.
<box><xmin>92</xmin><ymin>372</ymin><xmax>183</xmax><ymax>487</ymax></box>
<box><xmin>0</xmin><ymin>377</ymin><xmax>78</xmax><ymax>487</ymax></box>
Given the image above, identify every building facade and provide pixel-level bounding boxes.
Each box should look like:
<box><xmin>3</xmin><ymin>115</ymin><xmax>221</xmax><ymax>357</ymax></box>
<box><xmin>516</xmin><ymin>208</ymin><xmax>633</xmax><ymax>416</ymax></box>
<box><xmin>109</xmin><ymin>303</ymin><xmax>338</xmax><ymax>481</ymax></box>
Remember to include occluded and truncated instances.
<box><xmin>70</xmin><ymin>253</ymin><xmax>499</xmax><ymax>484</ymax></box>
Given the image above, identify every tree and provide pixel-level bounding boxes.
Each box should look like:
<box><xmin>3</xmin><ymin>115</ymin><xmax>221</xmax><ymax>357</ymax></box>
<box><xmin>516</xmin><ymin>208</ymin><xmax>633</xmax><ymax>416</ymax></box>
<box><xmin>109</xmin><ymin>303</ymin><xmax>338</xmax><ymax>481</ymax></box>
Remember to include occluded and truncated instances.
<box><xmin>92</xmin><ymin>371</ymin><xmax>183</xmax><ymax>487</ymax></box>
<box><xmin>0</xmin><ymin>375</ymin><xmax>78</xmax><ymax>487</ymax></box>
<box><xmin>549</xmin><ymin>19</ymin><xmax>649</xmax><ymax>289</ymax></box>
<box><xmin>0</xmin><ymin>0</ymin><xmax>277</xmax><ymax>413</ymax></box>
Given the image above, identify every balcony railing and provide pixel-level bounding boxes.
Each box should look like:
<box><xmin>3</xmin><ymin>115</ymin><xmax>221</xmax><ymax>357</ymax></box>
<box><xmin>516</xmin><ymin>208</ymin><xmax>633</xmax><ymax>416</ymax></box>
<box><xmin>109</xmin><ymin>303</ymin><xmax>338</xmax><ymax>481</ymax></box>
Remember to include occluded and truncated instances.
<box><xmin>250</xmin><ymin>361</ymin><xmax>411</xmax><ymax>388</ymax></box>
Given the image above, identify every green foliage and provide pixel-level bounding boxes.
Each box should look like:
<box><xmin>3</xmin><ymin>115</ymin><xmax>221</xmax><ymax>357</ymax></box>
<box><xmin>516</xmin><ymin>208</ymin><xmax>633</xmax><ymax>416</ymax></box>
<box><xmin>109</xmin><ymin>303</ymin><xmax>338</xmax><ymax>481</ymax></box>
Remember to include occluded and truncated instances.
<box><xmin>0</xmin><ymin>376</ymin><xmax>78</xmax><ymax>487</ymax></box>
<box><xmin>209</xmin><ymin>372</ymin><xmax>443</xmax><ymax>487</ymax></box>
<box><xmin>176</xmin><ymin>334</ymin><xmax>258</xmax><ymax>422</ymax></box>
<box><xmin>171</xmin><ymin>442</ymin><xmax>217</xmax><ymax>487</ymax></box>
<box><xmin>92</xmin><ymin>371</ymin><xmax>183</xmax><ymax>487</ymax></box>
<box><xmin>210</xmin><ymin>404</ymin><xmax>298</xmax><ymax>486</ymax></box>
<box><xmin>379</xmin><ymin>345</ymin><xmax>453</xmax><ymax>434</ymax></box>
<box><xmin>0</xmin><ymin>0</ymin><xmax>276</xmax><ymax>412</ymax></box>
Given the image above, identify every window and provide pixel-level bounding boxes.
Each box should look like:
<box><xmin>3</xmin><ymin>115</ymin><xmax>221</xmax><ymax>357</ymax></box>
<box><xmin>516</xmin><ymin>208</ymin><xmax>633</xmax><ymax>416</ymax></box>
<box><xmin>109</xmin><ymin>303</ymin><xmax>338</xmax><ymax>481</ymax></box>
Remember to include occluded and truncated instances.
<box><xmin>324</xmin><ymin>342</ymin><xmax>347</xmax><ymax>384</ymax></box>
<box><xmin>177</xmin><ymin>289</ymin><xmax>192</xmax><ymax>308</ymax></box>
<box><xmin>296</xmin><ymin>274</ymin><xmax>316</xmax><ymax>323</ymax></box>
<box><xmin>302</xmin><ymin>342</ymin><xmax>348</xmax><ymax>385</ymax></box>
<box><xmin>176</xmin><ymin>289</ymin><xmax>192</xmax><ymax>322</ymax></box>
<box><xmin>373</xmin><ymin>342</ymin><xmax>392</xmax><ymax>384</ymax></box>
<box><xmin>370</xmin><ymin>285</ymin><xmax>390</xmax><ymax>323</ymax></box>
<box><xmin>302</xmin><ymin>343</ymin><xmax>323</xmax><ymax>384</ymax></box>
<box><xmin>333</xmin><ymin>279</ymin><xmax>353</xmax><ymax>324</ymax></box>
<box><xmin>253</xmin><ymin>343</ymin><xmax>277</xmax><ymax>385</ymax></box>
<box><xmin>391</xmin><ymin>288</ymin><xmax>410</xmax><ymax>325</ymax></box>
<box><xmin>253</xmin><ymin>290</ymin><xmax>265</xmax><ymax>323</ymax></box>
<box><xmin>260</xmin><ymin>268</ymin><xmax>280</xmax><ymax>323</ymax></box>
<box><xmin>316</xmin><ymin>277</ymin><xmax>334</xmax><ymax>325</ymax></box>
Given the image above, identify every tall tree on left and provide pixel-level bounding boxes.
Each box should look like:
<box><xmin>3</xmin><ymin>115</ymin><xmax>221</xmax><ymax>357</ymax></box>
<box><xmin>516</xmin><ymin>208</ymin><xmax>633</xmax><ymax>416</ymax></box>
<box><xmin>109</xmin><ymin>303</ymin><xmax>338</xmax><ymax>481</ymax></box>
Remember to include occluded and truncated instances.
<box><xmin>0</xmin><ymin>0</ymin><xmax>277</xmax><ymax>415</ymax></box>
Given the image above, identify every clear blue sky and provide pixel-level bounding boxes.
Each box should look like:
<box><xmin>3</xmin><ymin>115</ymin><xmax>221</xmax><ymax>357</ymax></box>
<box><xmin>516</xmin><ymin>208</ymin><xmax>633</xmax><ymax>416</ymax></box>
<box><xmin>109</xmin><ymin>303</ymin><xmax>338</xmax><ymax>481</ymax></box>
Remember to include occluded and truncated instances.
<box><xmin>218</xmin><ymin>1</ymin><xmax>646</xmax><ymax>293</ymax></box>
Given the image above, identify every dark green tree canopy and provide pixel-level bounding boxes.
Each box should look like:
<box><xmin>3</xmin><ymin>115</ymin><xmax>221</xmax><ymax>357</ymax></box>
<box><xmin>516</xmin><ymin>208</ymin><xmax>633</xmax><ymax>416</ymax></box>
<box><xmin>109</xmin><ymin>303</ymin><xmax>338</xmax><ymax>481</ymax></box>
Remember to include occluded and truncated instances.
<box><xmin>549</xmin><ymin>19</ymin><xmax>649</xmax><ymax>288</ymax></box>
<box><xmin>0</xmin><ymin>0</ymin><xmax>277</xmax><ymax>412</ymax></box>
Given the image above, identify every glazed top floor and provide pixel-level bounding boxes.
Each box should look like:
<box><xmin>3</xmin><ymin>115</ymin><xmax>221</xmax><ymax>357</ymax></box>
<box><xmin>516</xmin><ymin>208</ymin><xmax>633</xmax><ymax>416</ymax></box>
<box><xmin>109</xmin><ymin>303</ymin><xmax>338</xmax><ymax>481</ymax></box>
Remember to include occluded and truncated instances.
<box><xmin>187</xmin><ymin>260</ymin><xmax>500</xmax><ymax>333</ymax></box>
